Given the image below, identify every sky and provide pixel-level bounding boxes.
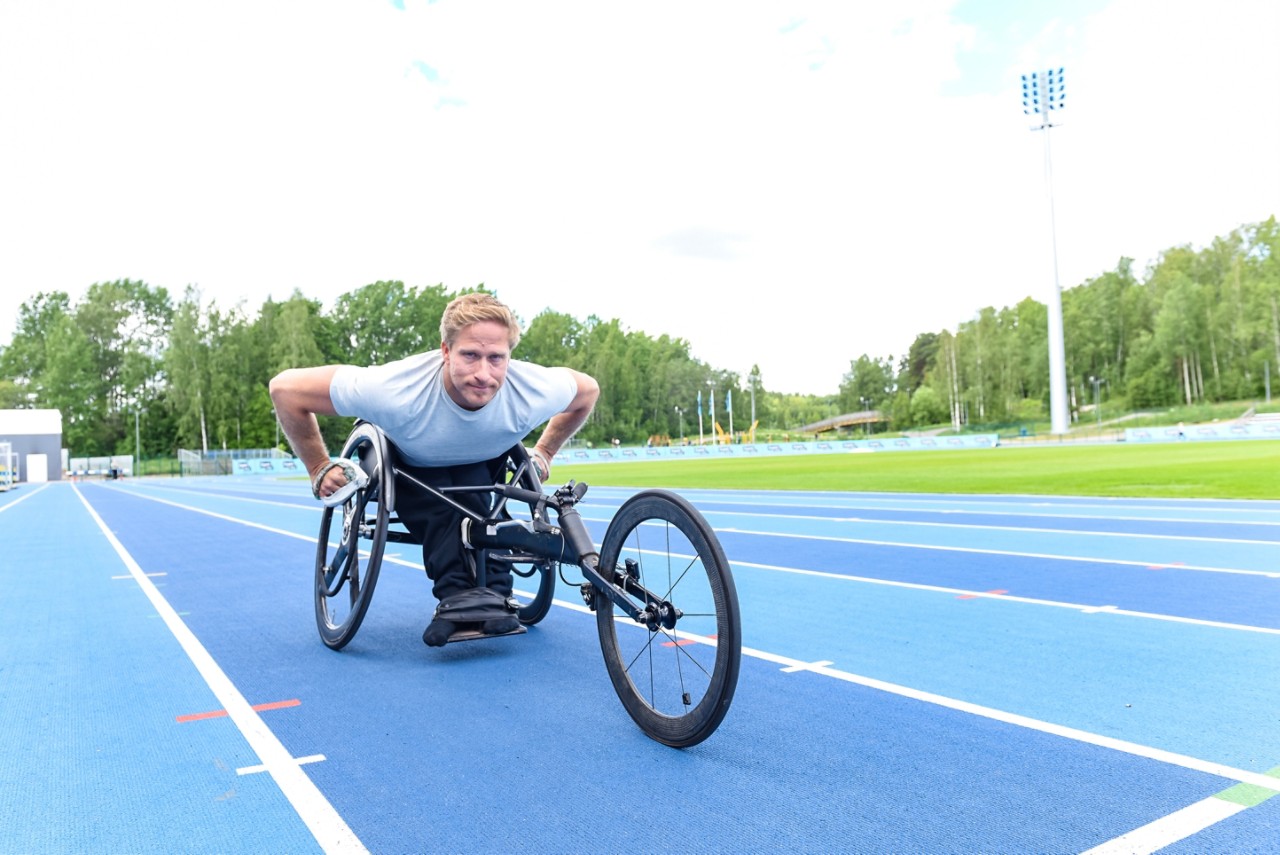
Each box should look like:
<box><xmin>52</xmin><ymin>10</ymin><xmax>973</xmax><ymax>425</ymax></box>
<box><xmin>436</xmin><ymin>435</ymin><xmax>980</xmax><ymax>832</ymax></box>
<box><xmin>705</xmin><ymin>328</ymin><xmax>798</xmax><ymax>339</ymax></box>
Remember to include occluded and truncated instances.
<box><xmin>1</xmin><ymin>0</ymin><xmax>1277</xmax><ymax>397</ymax></box>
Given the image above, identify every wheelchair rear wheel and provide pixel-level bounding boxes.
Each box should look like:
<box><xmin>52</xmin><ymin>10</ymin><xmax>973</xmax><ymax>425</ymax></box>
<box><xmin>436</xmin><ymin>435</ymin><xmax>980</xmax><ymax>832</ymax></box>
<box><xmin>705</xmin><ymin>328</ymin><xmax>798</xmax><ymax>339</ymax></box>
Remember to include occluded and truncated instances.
<box><xmin>595</xmin><ymin>490</ymin><xmax>741</xmax><ymax>747</ymax></box>
<box><xmin>314</xmin><ymin>423</ymin><xmax>389</xmax><ymax>650</ymax></box>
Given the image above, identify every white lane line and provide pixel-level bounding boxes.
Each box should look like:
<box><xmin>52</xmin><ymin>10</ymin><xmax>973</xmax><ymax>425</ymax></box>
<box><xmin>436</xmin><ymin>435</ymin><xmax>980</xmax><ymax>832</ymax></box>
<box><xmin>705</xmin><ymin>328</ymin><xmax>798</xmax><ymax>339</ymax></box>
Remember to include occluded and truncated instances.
<box><xmin>1082</xmin><ymin>770</ymin><xmax>1280</xmax><ymax>854</ymax></box>
<box><xmin>730</xmin><ymin>558</ymin><xmax>1280</xmax><ymax>636</ymax></box>
<box><xmin>0</xmin><ymin>481</ymin><xmax>50</xmax><ymax>512</ymax></box>
<box><xmin>1081</xmin><ymin>798</ymin><xmax>1246</xmax><ymax>854</ymax></box>
<box><xmin>737</xmin><ymin>641</ymin><xmax>1280</xmax><ymax>795</ymax></box>
<box><xmin>239</xmin><ymin>755</ymin><xmax>327</xmax><ymax>776</ymax></box>
<box><xmin>73</xmin><ymin>485</ymin><xmax>368</xmax><ymax>854</ymax></box>
<box><xmin>781</xmin><ymin>660</ymin><xmax>834</xmax><ymax>673</ymax></box>
<box><xmin>711</xmin><ymin>509</ymin><xmax>1280</xmax><ymax>546</ymax></box>
<box><xmin>679</xmin><ymin>494</ymin><xmax>1280</xmax><ymax>524</ymax></box>
<box><xmin>718</xmin><ymin>527</ymin><xmax>1280</xmax><ymax>579</ymax></box>
<box><xmin>97</xmin><ymin>485</ymin><xmax>322</xmax><ymax>543</ymax></box>
<box><xmin>106</xmin><ymin>480</ymin><xmax>320</xmax><ymax>512</ymax></box>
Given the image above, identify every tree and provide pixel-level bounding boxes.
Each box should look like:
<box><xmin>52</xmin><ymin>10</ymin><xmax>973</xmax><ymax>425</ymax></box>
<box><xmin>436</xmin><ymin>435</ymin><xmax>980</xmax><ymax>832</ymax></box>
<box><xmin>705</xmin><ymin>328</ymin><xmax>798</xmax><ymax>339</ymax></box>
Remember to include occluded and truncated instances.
<box><xmin>898</xmin><ymin>332</ymin><xmax>939</xmax><ymax>395</ymax></box>
<box><xmin>519</xmin><ymin>310</ymin><xmax>584</xmax><ymax>369</ymax></box>
<box><xmin>40</xmin><ymin>314</ymin><xmax>101</xmax><ymax>452</ymax></box>
<box><xmin>1151</xmin><ymin>261</ymin><xmax>1205</xmax><ymax>405</ymax></box>
<box><xmin>932</xmin><ymin>331</ymin><xmax>963</xmax><ymax>429</ymax></box>
<box><xmin>909</xmin><ymin>385</ymin><xmax>947</xmax><ymax>426</ymax></box>
<box><xmin>164</xmin><ymin>289</ymin><xmax>213</xmax><ymax>452</ymax></box>
<box><xmin>0</xmin><ymin>280</ymin><xmax>172</xmax><ymax>454</ymax></box>
<box><xmin>328</xmin><ymin>280</ymin><xmax>452</xmax><ymax>365</ymax></box>
<box><xmin>75</xmin><ymin>279</ymin><xmax>172</xmax><ymax>430</ymax></box>
<box><xmin>1067</xmin><ymin>258</ymin><xmax>1137</xmax><ymax>396</ymax></box>
<box><xmin>206</xmin><ymin>303</ymin><xmax>260</xmax><ymax>449</ymax></box>
<box><xmin>0</xmin><ymin>291</ymin><xmax>72</xmax><ymax>391</ymax></box>
<box><xmin>269</xmin><ymin>292</ymin><xmax>327</xmax><ymax>375</ymax></box>
<box><xmin>837</xmin><ymin>354</ymin><xmax>894</xmax><ymax>417</ymax></box>
<box><xmin>0</xmin><ymin>380</ymin><xmax>23</xmax><ymax>409</ymax></box>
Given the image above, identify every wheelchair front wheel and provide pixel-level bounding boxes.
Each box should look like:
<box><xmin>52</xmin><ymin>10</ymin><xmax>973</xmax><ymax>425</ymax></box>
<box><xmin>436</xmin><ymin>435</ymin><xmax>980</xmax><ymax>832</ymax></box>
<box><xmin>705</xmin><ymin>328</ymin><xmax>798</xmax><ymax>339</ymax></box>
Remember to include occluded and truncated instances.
<box><xmin>314</xmin><ymin>423</ymin><xmax>389</xmax><ymax>650</ymax></box>
<box><xmin>514</xmin><ymin>560</ymin><xmax>557</xmax><ymax>626</ymax></box>
<box><xmin>595</xmin><ymin>490</ymin><xmax>741</xmax><ymax>747</ymax></box>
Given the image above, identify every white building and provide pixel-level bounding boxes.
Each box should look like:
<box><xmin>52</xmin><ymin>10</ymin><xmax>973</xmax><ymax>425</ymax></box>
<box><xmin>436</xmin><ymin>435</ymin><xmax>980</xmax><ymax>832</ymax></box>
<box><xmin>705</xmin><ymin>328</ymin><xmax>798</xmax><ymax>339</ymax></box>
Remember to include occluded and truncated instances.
<box><xmin>0</xmin><ymin>409</ymin><xmax>64</xmax><ymax>482</ymax></box>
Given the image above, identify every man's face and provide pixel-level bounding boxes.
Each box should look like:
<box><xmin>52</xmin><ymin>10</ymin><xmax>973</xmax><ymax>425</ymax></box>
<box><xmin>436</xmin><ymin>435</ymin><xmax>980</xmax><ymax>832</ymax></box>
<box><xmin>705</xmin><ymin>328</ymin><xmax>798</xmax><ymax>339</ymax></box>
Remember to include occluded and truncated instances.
<box><xmin>441</xmin><ymin>320</ymin><xmax>511</xmax><ymax>410</ymax></box>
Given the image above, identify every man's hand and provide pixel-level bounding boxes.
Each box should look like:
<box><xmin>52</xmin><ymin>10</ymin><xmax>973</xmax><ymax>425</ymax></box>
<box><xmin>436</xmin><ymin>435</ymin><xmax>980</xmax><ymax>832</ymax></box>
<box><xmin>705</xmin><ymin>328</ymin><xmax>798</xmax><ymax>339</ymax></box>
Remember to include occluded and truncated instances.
<box><xmin>529</xmin><ymin>446</ymin><xmax>552</xmax><ymax>482</ymax></box>
<box><xmin>312</xmin><ymin>460</ymin><xmax>370</xmax><ymax>506</ymax></box>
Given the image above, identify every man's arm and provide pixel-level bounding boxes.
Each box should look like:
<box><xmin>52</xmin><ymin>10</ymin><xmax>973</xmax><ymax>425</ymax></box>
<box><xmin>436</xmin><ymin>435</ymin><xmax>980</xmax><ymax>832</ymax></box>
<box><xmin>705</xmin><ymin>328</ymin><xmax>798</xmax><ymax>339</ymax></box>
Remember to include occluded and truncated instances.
<box><xmin>268</xmin><ymin>365</ymin><xmax>346</xmax><ymax>495</ymax></box>
<box><xmin>531</xmin><ymin>369</ymin><xmax>599</xmax><ymax>477</ymax></box>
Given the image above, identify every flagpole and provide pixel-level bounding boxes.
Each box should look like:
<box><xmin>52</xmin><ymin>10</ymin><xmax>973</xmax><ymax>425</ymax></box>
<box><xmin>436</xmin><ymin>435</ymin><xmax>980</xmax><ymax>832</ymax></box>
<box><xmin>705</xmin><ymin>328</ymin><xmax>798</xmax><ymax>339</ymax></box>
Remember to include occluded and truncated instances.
<box><xmin>709</xmin><ymin>382</ymin><xmax>716</xmax><ymax>444</ymax></box>
<box><xmin>697</xmin><ymin>390</ymin><xmax>704</xmax><ymax>446</ymax></box>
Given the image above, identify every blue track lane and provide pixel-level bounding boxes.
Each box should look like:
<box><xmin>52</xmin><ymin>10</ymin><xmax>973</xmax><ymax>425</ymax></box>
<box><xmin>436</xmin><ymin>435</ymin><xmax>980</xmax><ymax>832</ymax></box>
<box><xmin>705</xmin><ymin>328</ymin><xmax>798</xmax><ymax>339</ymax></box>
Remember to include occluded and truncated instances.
<box><xmin>3</xmin><ymin>478</ymin><xmax>1278</xmax><ymax>853</ymax></box>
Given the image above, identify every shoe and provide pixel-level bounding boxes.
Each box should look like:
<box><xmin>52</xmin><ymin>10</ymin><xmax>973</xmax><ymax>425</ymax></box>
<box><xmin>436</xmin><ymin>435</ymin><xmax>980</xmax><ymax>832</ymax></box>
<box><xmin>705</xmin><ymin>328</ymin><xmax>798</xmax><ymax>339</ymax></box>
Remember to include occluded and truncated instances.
<box><xmin>422</xmin><ymin>617</ymin><xmax>458</xmax><ymax>647</ymax></box>
<box><xmin>482</xmin><ymin>616</ymin><xmax>520</xmax><ymax>635</ymax></box>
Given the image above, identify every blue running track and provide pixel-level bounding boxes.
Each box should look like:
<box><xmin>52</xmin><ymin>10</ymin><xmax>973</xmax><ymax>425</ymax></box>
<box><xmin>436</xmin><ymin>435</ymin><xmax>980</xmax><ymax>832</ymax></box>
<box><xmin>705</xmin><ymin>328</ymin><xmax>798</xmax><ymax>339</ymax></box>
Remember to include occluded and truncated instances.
<box><xmin>2</xmin><ymin>478</ymin><xmax>1278</xmax><ymax>853</ymax></box>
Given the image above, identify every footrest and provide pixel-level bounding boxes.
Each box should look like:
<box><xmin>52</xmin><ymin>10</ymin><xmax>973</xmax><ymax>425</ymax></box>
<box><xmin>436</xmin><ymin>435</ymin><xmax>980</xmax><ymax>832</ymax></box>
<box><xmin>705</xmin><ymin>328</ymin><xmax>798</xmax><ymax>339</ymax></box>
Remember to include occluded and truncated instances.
<box><xmin>446</xmin><ymin>624</ymin><xmax>528</xmax><ymax>644</ymax></box>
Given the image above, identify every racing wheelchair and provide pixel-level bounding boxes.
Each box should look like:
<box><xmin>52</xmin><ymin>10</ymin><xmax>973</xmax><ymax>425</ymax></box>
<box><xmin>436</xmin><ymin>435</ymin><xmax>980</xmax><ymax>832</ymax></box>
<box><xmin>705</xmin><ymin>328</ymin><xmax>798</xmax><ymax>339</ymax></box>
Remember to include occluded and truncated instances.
<box><xmin>314</xmin><ymin>422</ymin><xmax>742</xmax><ymax>748</ymax></box>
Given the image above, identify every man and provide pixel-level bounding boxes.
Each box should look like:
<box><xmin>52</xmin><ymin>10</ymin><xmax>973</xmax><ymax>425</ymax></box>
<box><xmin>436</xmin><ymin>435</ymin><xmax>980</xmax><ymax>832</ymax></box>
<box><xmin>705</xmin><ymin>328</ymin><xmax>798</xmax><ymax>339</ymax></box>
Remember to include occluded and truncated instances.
<box><xmin>269</xmin><ymin>292</ymin><xmax>599</xmax><ymax>645</ymax></box>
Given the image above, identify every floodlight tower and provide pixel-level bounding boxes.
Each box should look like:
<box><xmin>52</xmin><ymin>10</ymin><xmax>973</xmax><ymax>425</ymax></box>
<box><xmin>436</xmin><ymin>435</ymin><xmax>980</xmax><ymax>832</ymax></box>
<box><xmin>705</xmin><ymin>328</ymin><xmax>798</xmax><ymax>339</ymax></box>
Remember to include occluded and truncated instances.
<box><xmin>1022</xmin><ymin>68</ymin><xmax>1070</xmax><ymax>435</ymax></box>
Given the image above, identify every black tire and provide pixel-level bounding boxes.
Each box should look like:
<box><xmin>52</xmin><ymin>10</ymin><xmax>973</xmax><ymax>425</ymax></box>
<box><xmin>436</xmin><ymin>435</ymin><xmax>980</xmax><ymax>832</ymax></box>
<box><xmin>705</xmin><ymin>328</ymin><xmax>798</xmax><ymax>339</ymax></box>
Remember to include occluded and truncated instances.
<box><xmin>596</xmin><ymin>490</ymin><xmax>740</xmax><ymax>747</ymax></box>
<box><xmin>515</xmin><ymin>560</ymin><xmax>557</xmax><ymax>625</ymax></box>
<box><xmin>314</xmin><ymin>423</ymin><xmax>389</xmax><ymax>650</ymax></box>
<box><xmin>502</xmin><ymin>444</ymin><xmax>556</xmax><ymax>626</ymax></box>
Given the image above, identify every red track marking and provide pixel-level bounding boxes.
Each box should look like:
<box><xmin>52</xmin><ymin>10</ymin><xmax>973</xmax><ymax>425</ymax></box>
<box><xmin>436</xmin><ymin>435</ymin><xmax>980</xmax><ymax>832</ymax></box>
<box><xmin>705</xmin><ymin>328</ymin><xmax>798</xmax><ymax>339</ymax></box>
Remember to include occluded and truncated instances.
<box><xmin>956</xmin><ymin>589</ymin><xmax>1008</xmax><ymax>600</ymax></box>
<box><xmin>177</xmin><ymin>698</ymin><xmax>301</xmax><ymax>723</ymax></box>
<box><xmin>662</xmin><ymin>633</ymin><xmax>718</xmax><ymax>648</ymax></box>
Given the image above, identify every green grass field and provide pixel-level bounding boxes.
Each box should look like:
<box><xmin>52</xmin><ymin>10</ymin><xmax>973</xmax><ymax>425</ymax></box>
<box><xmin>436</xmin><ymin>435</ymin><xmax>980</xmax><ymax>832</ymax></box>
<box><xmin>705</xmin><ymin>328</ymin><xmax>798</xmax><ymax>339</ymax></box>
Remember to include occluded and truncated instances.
<box><xmin>555</xmin><ymin>440</ymin><xmax>1280</xmax><ymax>499</ymax></box>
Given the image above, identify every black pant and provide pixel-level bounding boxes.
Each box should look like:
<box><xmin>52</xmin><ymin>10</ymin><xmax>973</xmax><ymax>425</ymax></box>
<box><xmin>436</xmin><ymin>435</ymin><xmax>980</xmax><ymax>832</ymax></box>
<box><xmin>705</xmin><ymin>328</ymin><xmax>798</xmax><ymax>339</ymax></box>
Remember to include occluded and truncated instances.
<box><xmin>392</xmin><ymin>453</ymin><xmax>514</xmax><ymax>603</ymax></box>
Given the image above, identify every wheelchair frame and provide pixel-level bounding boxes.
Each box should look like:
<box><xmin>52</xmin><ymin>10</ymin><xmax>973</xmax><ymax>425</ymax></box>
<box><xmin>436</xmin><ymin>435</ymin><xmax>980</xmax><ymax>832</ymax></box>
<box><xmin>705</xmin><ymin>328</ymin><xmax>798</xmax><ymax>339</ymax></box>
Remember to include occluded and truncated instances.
<box><xmin>314</xmin><ymin>421</ymin><xmax>742</xmax><ymax>747</ymax></box>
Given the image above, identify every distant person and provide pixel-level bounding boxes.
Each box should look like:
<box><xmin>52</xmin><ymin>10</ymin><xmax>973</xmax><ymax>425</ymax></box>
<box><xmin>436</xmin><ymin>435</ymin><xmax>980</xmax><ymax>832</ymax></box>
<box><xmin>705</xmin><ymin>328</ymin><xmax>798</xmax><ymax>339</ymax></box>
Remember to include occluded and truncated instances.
<box><xmin>269</xmin><ymin>293</ymin><xmax>599</xmax><ymax>645</ymax></box>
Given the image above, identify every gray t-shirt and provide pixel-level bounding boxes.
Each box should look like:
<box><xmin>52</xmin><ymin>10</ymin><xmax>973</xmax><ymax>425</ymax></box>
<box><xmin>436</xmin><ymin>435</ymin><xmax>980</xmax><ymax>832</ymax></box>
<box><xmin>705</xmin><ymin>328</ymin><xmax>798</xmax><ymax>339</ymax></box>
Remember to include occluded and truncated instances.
<box><xmin>329</xmin><ymin>350</ymin><xmax>578</xmax><ymax>467</ymax></box>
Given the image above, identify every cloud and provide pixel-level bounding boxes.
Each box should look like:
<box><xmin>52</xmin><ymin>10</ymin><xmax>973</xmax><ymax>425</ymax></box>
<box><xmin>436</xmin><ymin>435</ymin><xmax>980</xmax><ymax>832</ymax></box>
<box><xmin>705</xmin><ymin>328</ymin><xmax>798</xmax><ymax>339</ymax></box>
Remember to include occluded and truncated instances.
<box><xmin>409</xmin><ymin>61</ymin><xmax>441</xmax><ymax>83</ymax></box>
<box><xmin>653</xmin><ymin>228</ymin><xmax>750</xmax><ymax>261</ymax></box>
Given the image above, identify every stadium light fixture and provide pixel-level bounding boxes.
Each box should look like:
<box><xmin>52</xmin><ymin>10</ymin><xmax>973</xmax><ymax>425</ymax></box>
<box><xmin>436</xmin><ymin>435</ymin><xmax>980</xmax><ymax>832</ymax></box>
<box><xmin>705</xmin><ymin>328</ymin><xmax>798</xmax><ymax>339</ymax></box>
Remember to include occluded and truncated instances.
<box><xmin>1021</xmin><ymin>67</ymin><xmax>1070</xmax><ymax>435</ymax></box>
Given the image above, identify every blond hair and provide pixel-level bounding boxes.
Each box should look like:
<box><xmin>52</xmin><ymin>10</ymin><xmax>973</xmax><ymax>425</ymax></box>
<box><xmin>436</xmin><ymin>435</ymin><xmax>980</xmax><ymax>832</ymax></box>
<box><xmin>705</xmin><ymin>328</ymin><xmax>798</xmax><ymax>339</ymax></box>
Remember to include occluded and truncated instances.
<box><xmin>439</xmin><ymin>292</ymin><xmax>521</xmax><ymax>349</ymax></box>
